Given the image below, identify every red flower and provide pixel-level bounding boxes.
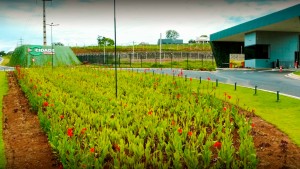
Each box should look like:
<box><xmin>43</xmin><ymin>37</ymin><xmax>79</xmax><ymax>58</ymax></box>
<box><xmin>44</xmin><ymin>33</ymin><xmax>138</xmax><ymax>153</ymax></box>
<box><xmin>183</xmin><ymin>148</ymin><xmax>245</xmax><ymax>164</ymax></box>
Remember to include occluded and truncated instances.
<box><xmin>178</xmin><ymin>128</ymin><xmax>183</xmax><ymax>134</ymax></box>
<box><xmin>43</xmin><ymin>102</ymin><xmax>49</xmax><ymax>107</ymax></box>
<box><xmin>114</xmin><ymin>144</ymin><xmax>120</xmax><ymax>152</ymax></box>
<box><xmin>188</xmin><ymin>131</ymin><xmax>193</xmax><ymax>136</ymax></box>
<box><xmin>81</xmin><ymin>128</ymin><xmax>87</xmax><ymax>134</ymax></box>
<box><xmin>46</xmin><ymin>93</ymin><xmax>50</xmax><ymax>97</ymax></box>
<box><xmin>251</xmin><ymin>123</ymin><xmax>255</xmax><ymax>128</ymax></box>
<box><xmin>228</xmin><ymin>95</ymin><xmax>232</xmax><ymax>99</ymax></box>
<box><xmin>190</xmin><ymin>78</ymin><xmax>192</xmax><ymax>81</ymax></box>
<box><xmin>214</xmin><ymin>141</ymin><xmax>222</xmax><ymax>149</ymax></box>
<box><xmin>207</xmin><ymin>77</ymin><xmax>211</xmax><ymax>81</ymax></box>
<box><xmin>223</xmin><ymin>107</ymin><xmax>227</xmax><ymax>111</ymax></box>
<box><xmin>148</xmin><ymin>111</ymin><xmax>152</xmax><ymax>115</ymax></box>
<box><xmin>67</xmin><ymin>128</ymin><xmax>73</xmax><ymax>137</ymax></box>
<box><xmin>171</xmin><ymin>120</ymin><xmax>176</xmax><ymax>126</ymax></box>
<box><xmin>90</xmin><ymin>148</ymin><xmax>95</xmax><ymax>153</ymax></box>
<box><xmin>60</xmin><ymin>115</ymin><xmax>64</xmax><ymax>119</ymax></box>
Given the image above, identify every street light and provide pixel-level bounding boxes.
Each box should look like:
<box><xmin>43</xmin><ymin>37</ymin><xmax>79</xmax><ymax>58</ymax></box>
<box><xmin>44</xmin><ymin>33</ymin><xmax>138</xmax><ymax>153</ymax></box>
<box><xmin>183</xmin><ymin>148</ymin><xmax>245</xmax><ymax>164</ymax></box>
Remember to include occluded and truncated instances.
<box><xmin>114</xmin><ymin>0</ymin><xmax>118</xmax><ymax>98</ymax></box>
<box><xmin>47</xmin><ymin>22</ymin><xmax>59</xmax><ymax>69</ymax></box>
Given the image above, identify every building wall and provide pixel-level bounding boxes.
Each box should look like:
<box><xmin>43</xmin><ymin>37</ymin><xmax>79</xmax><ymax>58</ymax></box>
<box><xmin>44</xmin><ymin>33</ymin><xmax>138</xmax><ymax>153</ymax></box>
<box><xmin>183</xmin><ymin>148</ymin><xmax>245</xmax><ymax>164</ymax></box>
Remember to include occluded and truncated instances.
<box><xmin>244</xmin><ymin>31</ymin><xmax>299</xmax><ymax>68</ymax></box>
<box><xmin>245</xmin><ymin>32</ymin><xmax>256</xmax><ymax>46</ymax></box>
<box><xmin>245</xmin><ymin>59</ymin><xmax>272</xmax><ymax>68</ymax></box>
<box><xmin>157</xmin><ymin>39</ymin><xmax>183</xmax><ymax>45</ymax></box>
<box><xmin>256</xmin><ymin>31</ymin><xmax>299</xmax><ymax>62</ymax></box>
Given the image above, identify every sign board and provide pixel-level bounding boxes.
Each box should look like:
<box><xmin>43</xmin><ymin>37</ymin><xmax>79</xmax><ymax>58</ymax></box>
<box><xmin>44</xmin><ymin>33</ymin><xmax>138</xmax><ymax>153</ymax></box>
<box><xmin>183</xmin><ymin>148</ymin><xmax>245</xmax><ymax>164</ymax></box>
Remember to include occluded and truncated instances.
<box><xmin>230</xmin><ymin>54</ymin><xmax>245</xmax><ymax>68</ymax></box>
<box><xmin>27</xmin><ymin>45</ymin><xmax>55</xmax><ymax>56</ymax></box>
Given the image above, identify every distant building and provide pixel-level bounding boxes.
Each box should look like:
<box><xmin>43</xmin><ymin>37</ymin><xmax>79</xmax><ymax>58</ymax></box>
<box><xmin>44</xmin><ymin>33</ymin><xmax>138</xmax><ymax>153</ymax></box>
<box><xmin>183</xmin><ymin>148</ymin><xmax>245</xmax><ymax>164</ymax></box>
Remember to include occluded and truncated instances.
<box><xmin>157</xmin><ymin>39</ymin><xmax>183</xmax><ymax>45</ymax></box>
<box><xmin>196</xmin><ymin>35</ymin><xmax>210</xmax><ymax>43</ymax></box>
<box><xmin>210</xmin><ymin>4</ymin><xmax>300</xmax><ymax>68</ymax></box>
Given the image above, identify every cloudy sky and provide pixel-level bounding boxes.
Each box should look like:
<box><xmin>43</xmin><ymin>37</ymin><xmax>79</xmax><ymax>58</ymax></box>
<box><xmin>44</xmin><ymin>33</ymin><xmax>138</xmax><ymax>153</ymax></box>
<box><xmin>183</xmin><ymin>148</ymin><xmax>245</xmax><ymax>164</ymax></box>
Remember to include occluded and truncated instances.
<box><xmin>0</xmin><ymin>0</ymin><xmax>299</xmax><ymax>52</ymax></box>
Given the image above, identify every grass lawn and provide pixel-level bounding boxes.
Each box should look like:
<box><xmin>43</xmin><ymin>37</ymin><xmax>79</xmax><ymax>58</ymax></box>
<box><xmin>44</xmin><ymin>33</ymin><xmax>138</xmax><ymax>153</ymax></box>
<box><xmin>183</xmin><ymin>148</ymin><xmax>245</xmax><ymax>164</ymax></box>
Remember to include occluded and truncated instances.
<box><xmin>189</xmin><ymin>78</ymin><xmax>300</xmax><ymax>146</ymax></box>
<box><xmin>294</xmin><ymin>71</ymin><xmax>300</xmax><ymax>76</ymax></box>
<box><xmin>0</xmin><ymin>72</ymin><xmax>8</xmax><ymax>167</ymax></box>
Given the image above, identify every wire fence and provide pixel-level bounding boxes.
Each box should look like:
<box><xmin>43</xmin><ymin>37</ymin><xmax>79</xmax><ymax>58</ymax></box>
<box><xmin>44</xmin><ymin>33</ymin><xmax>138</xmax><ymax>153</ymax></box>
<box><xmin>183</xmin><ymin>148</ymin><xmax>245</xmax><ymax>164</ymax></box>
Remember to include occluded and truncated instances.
<box><xmin>77</xmin><ymin>51</ymin><xmax>215</xmax><ymax>70</ymax></box>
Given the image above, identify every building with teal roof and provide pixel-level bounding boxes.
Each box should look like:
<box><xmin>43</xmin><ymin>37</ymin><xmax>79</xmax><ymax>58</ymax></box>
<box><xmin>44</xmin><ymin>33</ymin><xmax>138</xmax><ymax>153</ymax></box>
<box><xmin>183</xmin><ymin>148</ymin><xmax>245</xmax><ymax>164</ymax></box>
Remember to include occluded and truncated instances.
<box><xmin>210</xmin><ymin>4</ymin><xmax>300</xmax><ymax>68</ymax></box>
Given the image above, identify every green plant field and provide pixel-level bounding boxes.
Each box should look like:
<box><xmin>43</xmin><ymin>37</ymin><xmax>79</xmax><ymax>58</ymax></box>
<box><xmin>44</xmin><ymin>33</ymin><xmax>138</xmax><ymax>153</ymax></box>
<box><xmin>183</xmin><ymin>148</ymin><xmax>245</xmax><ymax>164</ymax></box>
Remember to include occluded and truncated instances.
<box><xmin>72</xmin><ymin>43</ymin><xmax>211</xmax><ymax>54</ymax></box>
<box><xmin>17</xmin><ymin>67</ymin><xmax>257</xmax><ymax>168</ymax></box>
<box><xmin>0</xmin><ymin>72</ymin><xmax>8</xmax><ymax>168</ymax></box>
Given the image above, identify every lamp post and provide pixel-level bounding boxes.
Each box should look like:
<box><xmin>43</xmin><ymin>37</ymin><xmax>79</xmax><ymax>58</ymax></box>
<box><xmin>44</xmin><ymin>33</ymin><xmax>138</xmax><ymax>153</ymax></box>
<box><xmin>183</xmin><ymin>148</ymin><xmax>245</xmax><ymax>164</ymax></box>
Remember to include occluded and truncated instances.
<box><xmin>114</xmin><ymin>0</ymin><xmax>118</xmax><ymax>98</ymax></box>
<box><xmin>47</xmin><ymin>22</ymin><xmax>59</xmax><ymax>69</ymax></box>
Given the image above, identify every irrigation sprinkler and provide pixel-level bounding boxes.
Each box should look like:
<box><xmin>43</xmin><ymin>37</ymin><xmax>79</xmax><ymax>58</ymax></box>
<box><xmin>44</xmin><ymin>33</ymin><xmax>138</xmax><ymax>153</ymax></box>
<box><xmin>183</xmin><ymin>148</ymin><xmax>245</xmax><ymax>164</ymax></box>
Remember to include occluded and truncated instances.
<box><xmin>216</xmin><ymin>79</ymin><xmax>218</xmax><ymax>87</ymax></box>
<box><xmin>254</xmin><ymin>85</ymin><xmax>257</xmax><ymax>95</ymax></box>
<box><xmin>277</xmin><ymin>91</ymin><xmax>280</xmax><ymax>102</ymax></box>
<box><xmin>185</xmin><ymin>75</ymin><xmax>187</xmax><ymax>81</ymax></box>
<box><xmin>199</xmin><ymin>77</ymin><xmax>201</xmax><ymax>83</ymax></box>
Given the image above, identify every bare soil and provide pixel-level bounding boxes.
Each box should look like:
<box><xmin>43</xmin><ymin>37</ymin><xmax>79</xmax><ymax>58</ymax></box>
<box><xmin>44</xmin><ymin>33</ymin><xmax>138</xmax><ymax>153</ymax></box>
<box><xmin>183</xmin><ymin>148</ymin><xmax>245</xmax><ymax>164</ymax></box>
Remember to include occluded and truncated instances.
<box><xmin>247</xmin><ymin>111</ymin><xmax>300</xmax><ymax>169</ymax></box>
<box><xmin>2</xmin><ymin>72</ymin><xmax>59</xmax><ymax>169</ymax></box>
<box><xmin>1</xmin><ymin>71</ymin><xmax>300</xmax><ymax>169</ymax></box>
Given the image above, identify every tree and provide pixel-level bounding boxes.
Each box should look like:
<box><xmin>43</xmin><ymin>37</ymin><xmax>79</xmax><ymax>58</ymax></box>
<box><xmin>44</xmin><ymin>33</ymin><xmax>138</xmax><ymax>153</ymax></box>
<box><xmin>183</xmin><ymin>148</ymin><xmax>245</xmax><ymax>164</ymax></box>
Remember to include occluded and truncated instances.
<box><xmin>97</xmin><ymin>36</ymin><xmax>114</xmax><ymax>46</ymax></box>
<box><xmin>188</xmin><ymin>39</ymin><xmax>196</xmax><ymax>43</ymax></box>
<box><xmin>0</xmin><ymin>51</ymin><xmax>6</xmax><ymax>56</ymax></box>
<box><xmin>53</xmin><ymin>42</ymin><xmax>64</xmax><ymax>46</ymax></box>
<box><xmin>166</xmin><ymin>30</ymin><xmax>179</xmax><ymax>39</ymax></box>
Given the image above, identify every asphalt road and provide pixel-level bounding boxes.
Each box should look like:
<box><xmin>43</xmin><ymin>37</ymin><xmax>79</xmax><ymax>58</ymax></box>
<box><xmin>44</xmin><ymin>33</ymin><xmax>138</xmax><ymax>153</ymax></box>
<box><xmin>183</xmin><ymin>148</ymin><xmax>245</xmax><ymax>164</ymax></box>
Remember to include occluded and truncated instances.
<box><xmin>0</xmin><ymin>57</ymin><xmax>15</xmax><ymax>71</ymax></box>
<box><xmin>135</xmin><ymin>68</ymin><xmax>300</xmax><ymax>98</ymax></box>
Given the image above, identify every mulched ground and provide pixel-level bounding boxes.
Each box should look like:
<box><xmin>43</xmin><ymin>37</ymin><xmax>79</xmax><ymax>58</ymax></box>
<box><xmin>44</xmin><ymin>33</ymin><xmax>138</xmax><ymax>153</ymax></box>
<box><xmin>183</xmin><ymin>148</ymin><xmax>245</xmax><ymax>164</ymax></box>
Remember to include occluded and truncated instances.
<box><xmin>1</xmin><ymin>71</ymin><xmax>300</xmax><ymax>168</ymax></box>
<box><xmin>2</xmin><ymin>72</ymin><xmax>59</xmax><ymax>169</ymax></box>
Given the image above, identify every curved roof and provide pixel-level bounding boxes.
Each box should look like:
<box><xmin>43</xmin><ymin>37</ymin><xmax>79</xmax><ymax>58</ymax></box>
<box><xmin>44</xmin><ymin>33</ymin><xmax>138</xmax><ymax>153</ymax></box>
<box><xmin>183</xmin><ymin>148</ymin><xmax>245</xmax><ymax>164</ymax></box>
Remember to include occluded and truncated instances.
<box><xmin>210</xmin><ymin>4</ymin><xmax>300</xmax><ymax>42</ymax></box>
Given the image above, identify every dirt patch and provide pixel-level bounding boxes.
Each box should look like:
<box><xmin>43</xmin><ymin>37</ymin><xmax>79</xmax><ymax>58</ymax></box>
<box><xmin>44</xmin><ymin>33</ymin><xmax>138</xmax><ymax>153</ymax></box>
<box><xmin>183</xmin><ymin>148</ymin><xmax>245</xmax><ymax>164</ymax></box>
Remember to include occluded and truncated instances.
<box><xmin>1</xmin><ymin>71</ymin><xmax>300</xmax><ymax>168</ymax></box>
<box><xmin>247</xmin><ymin>111</ymin><xmax>300</xmax><ymax>169</ymax></box>
<box><xmin>2</xmin><ymin>72</ymin><xmax>59</xmax><ymax>169</ymax></box>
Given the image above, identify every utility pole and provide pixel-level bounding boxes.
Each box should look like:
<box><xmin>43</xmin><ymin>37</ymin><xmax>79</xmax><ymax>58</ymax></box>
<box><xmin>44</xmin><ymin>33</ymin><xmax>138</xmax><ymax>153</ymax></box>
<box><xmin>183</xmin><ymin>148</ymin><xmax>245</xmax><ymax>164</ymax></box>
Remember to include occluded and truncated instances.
<box><xmin>19</xmin><ymin>37</ymin><xmax>23</xmax><ymax>46</ymax></box>
<box><xmin>42</xmin><ymin>0</ymin><xmax>52</xmax><ymax>46</ymax></box>
<box><xmin>114</xmin><ymin>0</ymin><xmax>118</xmax><ymax>98</ymax></box>
<box><xmin>160</xmin><ymin>33</ymin><xmax>162</xmax><ymax>64</ymax></box>
<box><xmin>132</xmin><ymin>41</ymin><xmax>135</xmax><ymax>62</ymax></box>
<box><xmin>104</xmin><ymin>41</ymin><xmax>106</xmax><ymax>64</ymax></box>
<box><xmin>47</xmin><ymin>22</ymin><xmax>59</xmax><ymax>69</ymax></box>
